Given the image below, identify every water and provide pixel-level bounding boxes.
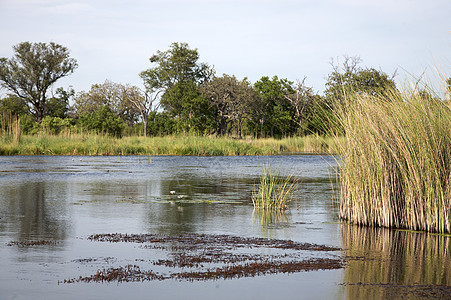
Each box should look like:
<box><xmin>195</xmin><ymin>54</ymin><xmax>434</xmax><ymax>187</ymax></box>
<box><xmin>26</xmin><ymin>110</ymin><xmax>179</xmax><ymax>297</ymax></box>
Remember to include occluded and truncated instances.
<box><xmin>0</xmin><ymin>155</ymin><xmax>449</xmax><ymax>299</ymax></box>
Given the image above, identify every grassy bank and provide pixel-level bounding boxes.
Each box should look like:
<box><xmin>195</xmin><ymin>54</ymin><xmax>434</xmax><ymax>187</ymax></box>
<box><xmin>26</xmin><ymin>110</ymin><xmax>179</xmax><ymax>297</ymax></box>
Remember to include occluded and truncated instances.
<box><xmin>0</xmin><ymin>133</ymin><xmax>340</xmax><ymax>156</ymax></box>
<box><xmin>334</xmin><ymin>87</ymin><xmax>451</xmax><ymax>233</ymax></box>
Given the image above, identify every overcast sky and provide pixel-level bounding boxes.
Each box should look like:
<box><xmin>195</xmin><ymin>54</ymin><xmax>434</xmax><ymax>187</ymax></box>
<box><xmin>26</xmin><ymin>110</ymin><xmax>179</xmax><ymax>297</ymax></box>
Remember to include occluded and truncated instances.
<box><xmin>0</xmin><ymin>0</ymin><xmax>450</xmax><ymax>96</ymax></box>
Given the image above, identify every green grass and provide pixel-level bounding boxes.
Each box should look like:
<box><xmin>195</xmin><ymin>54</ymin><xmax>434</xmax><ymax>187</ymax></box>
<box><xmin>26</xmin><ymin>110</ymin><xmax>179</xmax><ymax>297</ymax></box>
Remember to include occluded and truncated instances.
<box><xmin>333</xmin><ymin>86</ymin><xmax>451</xmax><ymax>233</ymax></box>
<box><xmin>0</xmin><ymin>133</ymin><xmax>339</xmax><ymax>156</ymax></box>
<box><xmin>251</xmin><ymin>165</ymin><xmax>298</xmax><ymax>210</ymax></box>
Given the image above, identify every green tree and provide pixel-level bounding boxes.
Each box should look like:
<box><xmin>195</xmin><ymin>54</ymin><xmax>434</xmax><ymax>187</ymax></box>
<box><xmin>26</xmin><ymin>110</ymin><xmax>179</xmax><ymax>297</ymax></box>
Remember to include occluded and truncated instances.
<box><xmin>162</xmin><ymin>80</ymin><xmax>214</xmax><ymax>133</ymax></box>
<box><xmin>78</xmin><ymin>106</ymin><xmax>124</xmax><ymax>137</ymax></box>
<box><xmin>140</xmin><ymin>42</ymin><xmax>215</xmax><ymax>133</ymax></box>
<box><xmin>282</xmin><ymin>78</ymin><xmax>317</xmax><ymax>135</ymax></box>
<box><xmin>201</xmin><ymin>75</ymin><xmax>231</xmax><ymax>136</ymax></box>
<box><xmin>46</xmin><ymin>87</ymin><xmax>75</xmax><ymax>118</ymax></box>
<box><xmin>140</xmin><ymin>42</ymin><xmax>213</xmax><ymax>90</ymax></box>
<box><xmin>73</xmin><ymin>80</ymin><xmax>141</xmax><ymax>126</ymax></box>
<box><xmin>325</xmin><ymin>55</ymin><xmax>397</xmax><ymax>103</ymax></box>
<box><xmin>0</xmin><ymin>42</ymin><xmax>78</xmax><ymax>122</ymax></box>
<box><xmin>253</xmin><ymin>76</ymin><xmax>295</xmax><ymax>137</ymax></box>
<box><xmin>0</xmin><ymin>94</ymin><xmax>30</xmax><ymax>117</ymax></box>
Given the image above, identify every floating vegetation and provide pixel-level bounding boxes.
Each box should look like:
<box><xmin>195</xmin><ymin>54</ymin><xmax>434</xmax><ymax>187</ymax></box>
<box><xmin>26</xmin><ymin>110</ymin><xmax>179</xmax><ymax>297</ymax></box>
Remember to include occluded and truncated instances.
<box><xmin>86</xmin><ymin>233</ymin><xmax>340</xmax><ymax>251</ymax></box>
<box><xmin>62</xmin><ymin>233</ymin><xmax>344</xmax><ymax>283</ymax></box>
<box><xmin>7</xmin><ymin>240</ymin><xmax>59</xmax><ymax>247</ymax></box>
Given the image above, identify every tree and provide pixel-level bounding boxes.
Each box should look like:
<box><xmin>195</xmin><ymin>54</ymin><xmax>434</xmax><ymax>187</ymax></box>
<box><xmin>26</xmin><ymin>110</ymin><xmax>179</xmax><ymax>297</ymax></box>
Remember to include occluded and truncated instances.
<box><xmin>73</xmin><ymin>80</ymin><xmax>141</xmax><ymax>126</ymax></box>
<box><xmin>0</xmin><ymin>42</ymin><xmax>78</xmax><ymax>122</ymax></box>
<box><xmin>325</xmin><ymin>55</ymin><xmax>397</xmax><ymax>103</ymax></box>
<box><xmin>78</xmin><ymin>106</ymin><xmax>124</xmax><ymax>137</ymax></box>
<box><xmin>253</xmin><ymin>76</ymin><xmax>295</xmax><ymax>137</ymax></box>
<box><xmin>0</xmin><ymin>94</ymin><xmax>30</xmax><ymax>117</ymax></box>
<box><xmin>162</xmin><ymin>80</ymin><xmax>214</xmax><ymax>133</ymax></box>
<box><xmin>282</xmin><ymin>78</ymin><xmax>316</xmax><ymax>134</ymax></box>
<box><xmin>46</xmin><ymin>87</ymin><xmax>75</xmax><ymax>118</ymax></box>
<box><xmin>140</xmin><ymin>42</ymin><xmax>215</xmax><ymax>133</ymax></box>
<box><xmin>202</xmin><ymin>74</ymin><xmax>255</xmax><ymax>138</ymax></box>
<box><xmin>140</xmin><ymin>42</ymin><xmax>213</xmax><ymax>90</ymax></box>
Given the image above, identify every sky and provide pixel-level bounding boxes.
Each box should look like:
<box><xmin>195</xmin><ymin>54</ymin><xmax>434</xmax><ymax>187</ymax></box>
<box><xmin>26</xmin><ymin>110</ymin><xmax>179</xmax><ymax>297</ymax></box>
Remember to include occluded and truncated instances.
<box><xmin>0</xmin><ymin>0</ymin><xmax>450</xmax><ymax>97</ymax></box>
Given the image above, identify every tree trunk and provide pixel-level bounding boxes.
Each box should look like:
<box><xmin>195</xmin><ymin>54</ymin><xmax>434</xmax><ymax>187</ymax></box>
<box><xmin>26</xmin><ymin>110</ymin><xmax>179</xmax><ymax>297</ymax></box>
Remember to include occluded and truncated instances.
<box><xmin>142</xmin><ymin>113</ymin><xmax>148</xmax><ymax>137</ymax></box>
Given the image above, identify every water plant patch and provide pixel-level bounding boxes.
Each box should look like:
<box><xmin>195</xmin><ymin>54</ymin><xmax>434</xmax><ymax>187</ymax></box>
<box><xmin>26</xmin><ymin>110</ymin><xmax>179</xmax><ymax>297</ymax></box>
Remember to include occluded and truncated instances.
<box><xmin>62</xmin><ymin>233</ymin><xmax>344</xmax><ymax>283</ymax></box>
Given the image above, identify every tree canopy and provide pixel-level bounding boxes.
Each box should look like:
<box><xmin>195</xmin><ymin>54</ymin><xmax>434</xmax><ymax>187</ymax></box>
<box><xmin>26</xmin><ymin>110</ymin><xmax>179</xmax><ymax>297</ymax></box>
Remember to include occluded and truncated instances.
<box><xmin>0</xmin><ymin>42</ymin><xmax>78</xmax><ymax>122</ymax></box>
<box><xmin>324</xmin><ymin>56</ymin><xmax>397</xmax><ymax>103</ymax></box>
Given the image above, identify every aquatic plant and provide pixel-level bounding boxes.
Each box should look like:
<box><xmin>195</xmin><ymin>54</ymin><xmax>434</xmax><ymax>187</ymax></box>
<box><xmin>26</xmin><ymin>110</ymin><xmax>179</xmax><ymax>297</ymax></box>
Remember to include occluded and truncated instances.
<box><xmin>252</xmin><ymin>165</ymin><xmax>298</xmax><ymax>210</ymax></box>
<box><xmin>333</xmin><ymin>84</ymin><xmax>451</xmax><ymax>233</ymax></box>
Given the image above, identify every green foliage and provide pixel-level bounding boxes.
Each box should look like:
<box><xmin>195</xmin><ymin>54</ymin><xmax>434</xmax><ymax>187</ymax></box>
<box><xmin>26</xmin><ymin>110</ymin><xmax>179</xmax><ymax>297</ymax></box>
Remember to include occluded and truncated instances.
<box><xmin>201</xmin><ymin>74</ymin><xmax>256</xmax><ymax>137</ymax></box>
<box><xmin>325</xmin><ymin>56</ymin><xmax>397</xmax><ymax>103</ymax></box>
<box><xmin>140</xmin><ymin>42</ymin><xmax>215</xmax><ymax>135</ymax></box>
<box><xmin>40</xmin><ymin>116</ymin><xmax>73</xmax><ymax>135</ymax></box>
<box><xmin>45</xmin><ymin>87</ymin><xmax>74</xmax><ymax>118</ymax></box>
<box><xmin>161</xmin><ymin>80</ymin><xmax>215</xmax><ymax>133</ymax></box>
<box><xmin>0</xmin><ymin>42</ymin><xmax>78</xmax><ymax>122</ymax></box>
<box><xmin>0</xmin><ymin>94</ymin><xmax>30</xmax><ymax>117</ymax></box>
<box><xmin>78</xmin><ymin>106</ymin><xmax>124</xmax><ymax>137</ymax></box>
<box><xmin>140</xmin><ymin>42</ymin><xmax>213</xmax><ymax>89</ymax></box>
<box><xmin>73</xmin><ymin>80</ymin><xmax>141</xmax><ymax>125</ymax></box>
<box><xmin>146</xmin><ymin>111</ymin><xmax>177</xmax><ymax>136</ymax></box>
<box><xmin>252</xmin><ymin>76</ymin><xmax>296</xmax><ymax>137</ymax></box>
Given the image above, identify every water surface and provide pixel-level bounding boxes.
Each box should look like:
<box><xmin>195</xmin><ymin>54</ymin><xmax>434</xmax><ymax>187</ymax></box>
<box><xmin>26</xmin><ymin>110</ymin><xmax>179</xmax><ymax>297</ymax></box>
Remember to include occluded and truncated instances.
<box><xmin>0</xmin><ymin>155</ymin><xmax>449</xmax><ymax>299</ymax></box>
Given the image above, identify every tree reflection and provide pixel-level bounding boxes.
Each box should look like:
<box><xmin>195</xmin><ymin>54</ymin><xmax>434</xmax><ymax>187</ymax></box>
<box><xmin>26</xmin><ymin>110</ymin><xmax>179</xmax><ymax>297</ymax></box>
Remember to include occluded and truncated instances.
<box><xmin>2</xmin><ymin>181</ymin><xmax>69</xmax><ymax>242</ymax></box>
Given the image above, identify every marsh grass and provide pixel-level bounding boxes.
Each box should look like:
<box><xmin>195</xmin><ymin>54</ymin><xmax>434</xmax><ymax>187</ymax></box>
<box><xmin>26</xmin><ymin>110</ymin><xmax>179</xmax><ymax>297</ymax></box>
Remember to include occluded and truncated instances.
<box><xmin>252</xmin><ymin>165</ymin><xmax>298</xmax><ymax>210</ymax></box>
<box><xmin>0</xmin><ymin>132</ymin><xmax>339</xmax><ymax>156</ymax></box>
<box><xmin>333</xmin><ymin>86</ymin><xmax>451</xmax><ymax>233</ymax></box>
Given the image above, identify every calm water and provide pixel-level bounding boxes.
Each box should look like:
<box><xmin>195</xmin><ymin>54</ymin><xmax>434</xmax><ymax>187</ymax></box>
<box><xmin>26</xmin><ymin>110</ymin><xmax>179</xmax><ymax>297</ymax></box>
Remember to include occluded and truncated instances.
<box><xmin>0</xmin><ymin>155</ymin><xmax>449</xmax><ymax>299</ymax></box>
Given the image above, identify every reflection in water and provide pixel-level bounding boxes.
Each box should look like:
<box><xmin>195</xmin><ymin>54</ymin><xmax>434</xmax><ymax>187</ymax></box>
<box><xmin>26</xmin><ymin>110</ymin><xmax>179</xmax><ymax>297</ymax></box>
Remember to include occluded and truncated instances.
<box><xmin>1</xmin><ymin>181</ymin><xmax>69</xmax><ymax>242</ymax></box>
<box><xmin>342</xmin><ymin>224</ymin><xmax>451</xmax><ymax>299</ymax></box>
<box><xmin>252</xmin><ymin>208</ymin><xmax>291</xmax><ymax>228</ymax></box>
<box><xmin>2</xmin><ymin>156</ymin><xmax>448</xmax><ymax>299</ymax></box>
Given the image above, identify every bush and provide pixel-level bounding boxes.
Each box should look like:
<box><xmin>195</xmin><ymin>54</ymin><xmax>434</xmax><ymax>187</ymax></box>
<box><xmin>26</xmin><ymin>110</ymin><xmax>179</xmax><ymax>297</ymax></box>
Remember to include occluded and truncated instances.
<box><xmin>78</xmin><ymin>106</ymin><xmax>124</xmax><ymax>137</ymax></box>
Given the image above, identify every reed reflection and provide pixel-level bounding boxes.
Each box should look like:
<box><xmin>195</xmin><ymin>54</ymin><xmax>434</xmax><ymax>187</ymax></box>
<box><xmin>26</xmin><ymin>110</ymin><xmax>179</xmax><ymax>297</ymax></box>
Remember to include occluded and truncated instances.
<box><xmin>342</xmin><ymin>224</ymin><xmax>451</xmax><ymax>299</ymax></box>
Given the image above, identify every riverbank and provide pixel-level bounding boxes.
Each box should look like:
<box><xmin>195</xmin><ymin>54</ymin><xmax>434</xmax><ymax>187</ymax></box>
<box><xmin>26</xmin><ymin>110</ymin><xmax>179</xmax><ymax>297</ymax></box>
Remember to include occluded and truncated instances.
<box><xmin>0</xmin><ymin>134</ymin><xmax>340</xmax><ymax>156</ymax></box>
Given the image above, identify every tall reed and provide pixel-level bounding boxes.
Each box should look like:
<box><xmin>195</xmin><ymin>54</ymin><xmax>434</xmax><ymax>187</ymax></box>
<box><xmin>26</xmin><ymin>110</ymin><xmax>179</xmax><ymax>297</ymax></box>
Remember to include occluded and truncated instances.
<box><xmin>252</xmin><ymin>165</ymin><xmax>298</xmax><ymax>210</ymax></box>
<box><xmin>333</xmin><ymin>87</ymin><xmax>451</xmax><ymax>233</ymax></box>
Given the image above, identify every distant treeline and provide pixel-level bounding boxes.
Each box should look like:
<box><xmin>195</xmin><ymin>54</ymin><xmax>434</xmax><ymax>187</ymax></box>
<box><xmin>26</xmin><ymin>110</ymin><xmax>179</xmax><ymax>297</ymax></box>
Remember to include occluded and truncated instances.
<box><xmin>1</xmin><ymin>42</ymin><xmax>449</xmax><ymax>138</ymax></box>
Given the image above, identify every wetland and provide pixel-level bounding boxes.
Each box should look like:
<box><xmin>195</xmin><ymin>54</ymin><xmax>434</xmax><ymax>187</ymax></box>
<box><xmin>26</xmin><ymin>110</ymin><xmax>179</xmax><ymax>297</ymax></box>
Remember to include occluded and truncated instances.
<box><xmin>0</xmin><ymin>155</ymin><xmax>450</xmax><ymax>299</ymax></box>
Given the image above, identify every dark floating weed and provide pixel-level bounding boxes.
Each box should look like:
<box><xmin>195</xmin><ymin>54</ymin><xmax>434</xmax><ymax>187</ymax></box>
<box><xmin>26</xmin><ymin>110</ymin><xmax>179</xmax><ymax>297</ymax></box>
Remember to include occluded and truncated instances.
<box><xmin>63</xmin><ymin>233</ymin><xmax>344</xmax><ymax>284</ymax></box>
<box><xmin>62</xmin><ymin>265</ymin><xmax>165</xmax><ymax>283</ymax></box>
<box><xmin>7</xmin><ymin>240</ymin><xmax>59</xmax><ymax>247</ymax></box>
<box><xmin>87</xmin><ymin>233</ymin><xmax>341</xmax><ymax>251</ymax></box>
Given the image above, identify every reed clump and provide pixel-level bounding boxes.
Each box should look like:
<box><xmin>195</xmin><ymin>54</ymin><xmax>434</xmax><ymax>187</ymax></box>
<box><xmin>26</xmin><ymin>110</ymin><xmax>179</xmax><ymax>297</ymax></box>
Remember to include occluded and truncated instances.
<box><xmin>252</xmin><ymin>165</ymin><xmax>298</xmax><ymax>210</ymax></box>
<box><xmin>334</xmin><ymin>86</ymin><xmax>451</xmax><ymax>233</ymax></box>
